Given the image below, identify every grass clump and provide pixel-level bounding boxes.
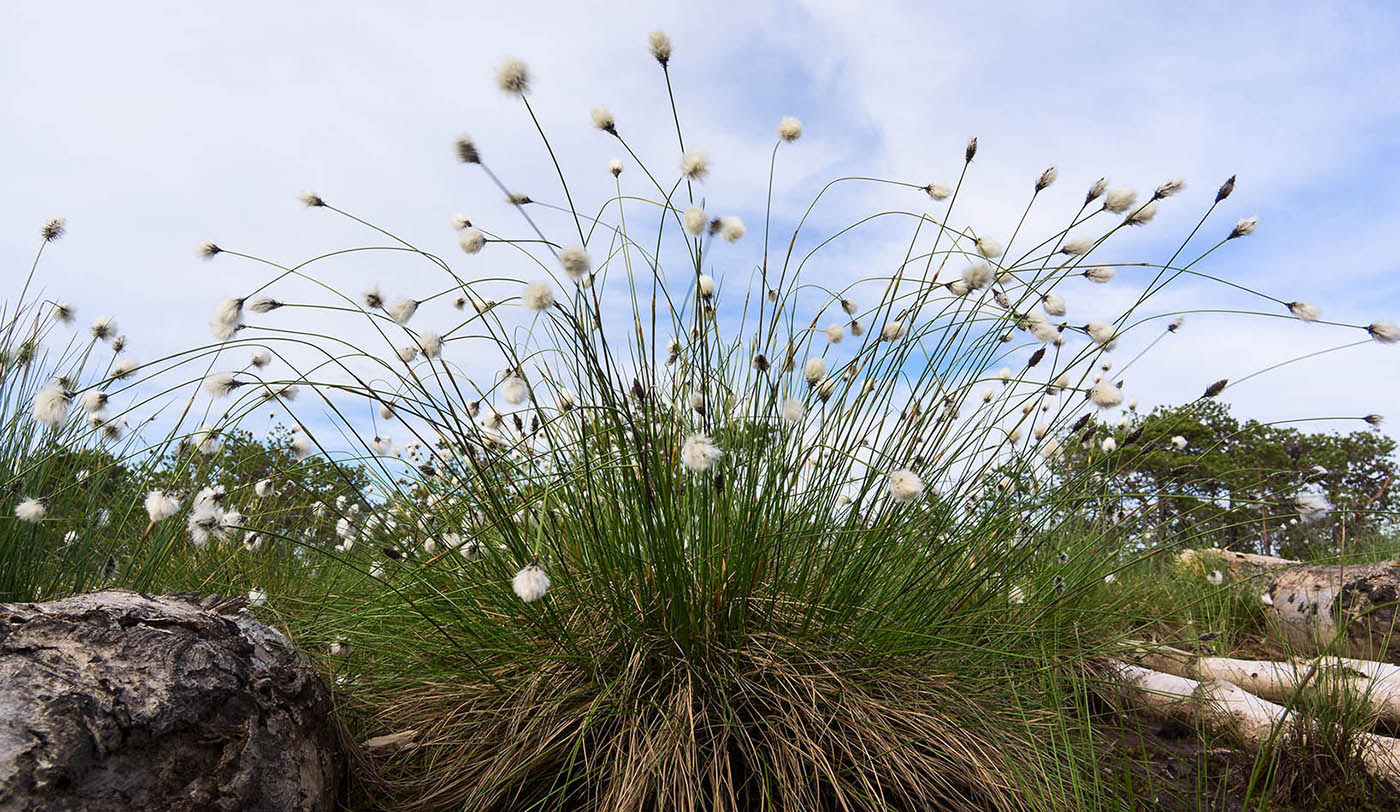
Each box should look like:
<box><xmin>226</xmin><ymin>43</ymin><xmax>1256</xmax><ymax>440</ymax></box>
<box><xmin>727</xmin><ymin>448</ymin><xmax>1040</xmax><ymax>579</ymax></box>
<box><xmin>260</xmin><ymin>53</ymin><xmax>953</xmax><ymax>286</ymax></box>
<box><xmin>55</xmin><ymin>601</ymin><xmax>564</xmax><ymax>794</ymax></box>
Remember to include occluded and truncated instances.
<box><xmin>4</xmin><ymin>30</ymin><xmax>1398</xmax><ymax>812</ymax></box>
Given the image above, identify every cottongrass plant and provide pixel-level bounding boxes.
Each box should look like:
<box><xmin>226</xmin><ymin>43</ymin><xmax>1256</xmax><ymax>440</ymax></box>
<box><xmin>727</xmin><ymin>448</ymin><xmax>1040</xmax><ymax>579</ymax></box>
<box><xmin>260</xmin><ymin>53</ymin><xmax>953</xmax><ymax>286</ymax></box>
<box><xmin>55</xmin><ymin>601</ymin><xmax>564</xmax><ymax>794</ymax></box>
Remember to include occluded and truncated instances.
<box><xmin>4</xmin><ymin>31</ymin><xmax>1397</xmax><ymax>812</ymax></box>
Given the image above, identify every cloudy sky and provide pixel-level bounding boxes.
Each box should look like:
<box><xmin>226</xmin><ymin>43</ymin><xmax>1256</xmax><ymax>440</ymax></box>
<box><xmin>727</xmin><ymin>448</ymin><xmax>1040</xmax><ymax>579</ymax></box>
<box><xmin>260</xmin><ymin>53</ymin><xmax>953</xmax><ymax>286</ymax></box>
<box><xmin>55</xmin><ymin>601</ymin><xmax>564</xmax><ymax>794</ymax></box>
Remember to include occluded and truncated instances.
<box><xmin>3</xmin><ymin>1</ymin><xmax>1398</xmax><ymax>446</ymax></box>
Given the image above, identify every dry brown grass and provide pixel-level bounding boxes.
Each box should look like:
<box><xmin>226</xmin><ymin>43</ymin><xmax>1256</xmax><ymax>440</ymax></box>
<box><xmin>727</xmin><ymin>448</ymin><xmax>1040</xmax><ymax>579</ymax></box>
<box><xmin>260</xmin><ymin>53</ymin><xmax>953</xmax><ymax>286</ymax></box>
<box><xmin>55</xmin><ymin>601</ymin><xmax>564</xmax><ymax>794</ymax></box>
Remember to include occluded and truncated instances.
<box><xmin>344</xmin><ymin>632</ymin><xmax>1055</xmax><ymax>811</ymax></box>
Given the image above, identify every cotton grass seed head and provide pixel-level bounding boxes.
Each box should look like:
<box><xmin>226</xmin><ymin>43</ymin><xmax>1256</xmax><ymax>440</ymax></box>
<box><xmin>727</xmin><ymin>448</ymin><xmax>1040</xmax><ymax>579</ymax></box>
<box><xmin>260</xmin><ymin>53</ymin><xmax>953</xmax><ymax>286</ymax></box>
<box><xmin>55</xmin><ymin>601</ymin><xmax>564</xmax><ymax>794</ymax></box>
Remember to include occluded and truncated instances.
<box><xmin>824</xmin><ymin>324</ymin><xmax>844</xmax><ymax>344</ymax></box>
<box><xmin>803</xmin><ymin>357</ymin><xmax>826</xmax><ymax>386</ymax></box>
<box><xmin>1103</xmin><ymin>186</ymin><xmax>1136</xmax><ymax>213</ymax></box>
<box><xmin>648</xmin><ymin>30</ymin><xmax>672</xmax><ymax>65</ymax></box>
<box><xmin>1126</xmin><ymin>201</ymin><xmax>1158</xmax><ymax>225</ymax></box>
<box><xmin>680</xmin><ymin>149</ymin><xmax>709</xmax><ymax>180</ymax></box>
<box><xmin>681</xmin><ymin>433</ymin><xmax>723</xmax><ymax>472</ymax></box>
<box><xmin>591</xmin><ymin>105</ymin><xmax>616</xmax><ymax>133</ymax></box>
<box><xmin>1036</xmin><ymin>166</ymin><xmax>1057</xmax><ymax>191</ymax></box>
<box><xmin>697</xmin><ymin>274</ymin><xmax>716</xmax><ymax>298</ymax></box>
<box><xmin>975</xmin><ymin>236</ymin><xmax>1003</xmax><ymax>259</ymax></box>
<box><xmin>1206</xmin><ymin>570</ymin><xmax>1224</xmax><ymax>586</ymax></box>
<box><xmin>144</xmin><ymin>490</ymin><xmax>179</xmax><ymax>522</ymax></box>
<box><xmin>607</xmin><ymin>158</ymin><xmax>623</xmax><ymax>176</ymax></box>
<box><xmin>1084</xmin><ymin>265</ymin><xmax>1115</xmax><ymax>284</ymax></box>
<box><xmin>15</xmin><ymin>498</ymin><xmax>46</xmax><ymax>523</ymax></box>
<box><xmin>777</xmin><ymin>116</ymin><xmax>802</xmax><ymax>142</ymax></box>
<box><xmin>41</xmin><ymin>217</ymin><xmax>65</xmax><ymax>241</ymax></box>
<box><xmin>880</xmin><ymin>320</ymin><xmax>907</xmax><ymax>342</ymax></box>
<box><xmin>297</xmin><ymin>190</ymin><xmax>325</xmax><ymax>207</ymax></box>
<box><xmin>33</xmin><ymin>384</ymin><xmax>71</xmax><ymax>428</ymax></box>
<box><xmin>513</xmin><ymin>562</ymin><xmax>551</xmax><ymax>603</ymax></box>
<box><xmin>197</xmin><ymin>241</ymin><xmax>221</xmax><ymax>259</ymax></box>
<box><xmin>925</xmin><ymin>182</ymin><xmax>952</xmax><ymax>200</ymax></box>
<box><xmin>1368</xmin><ymin>321</ymin><xmax>1399</xmax><ymax>344</ymax></box>
<box><xmin>1089</xmin><ymin>381</ymin><xmax>1123</xmax><ymax>409</ymax></box>
<box><xmin>1287</xmin><ymin>301</ymin><xmax>1320</xmax><ymax>322</ymax></box>
<box><xmin>1229</xmin><ymin>216</ymin><xmax>1258</xmax><ymax>239</ymax></box>
<box><xmin>718</xmin><ymin>216</ymin><xmax>746</xmax><ymax>242</ymax></box>
<box><xmin>1042</xmin><ymin>293</ymin><xmax>1066</xmax><ymax>317</ymax></box>
<box><xmin>91</xmin><ymin>315</ymin><xmax>117</xmax><ymax>341</ymax></box>
<box><xmin>459</xmin><ymin>227</ymin><xmax>486</xmax><ymax>254</ymax></box>
<box><xmin>962</xmin><ymin>263</ymin><xmax>993</xmax><ymax>290</ymax></box>
<box><xmin>522</xmin><ymin>282</ymin><xmax>554</xmax><ymax>311</ymax></box>
<box><xmin>781</xmin><ymin>398</ymin><xmax>805</xmax><ymax>423</ymax></box>
<box><xmin>1086</xmin><ymin>177</ymin><xmax>1108</xmax><ymax>204</ymax></box>
<box><xmin>887</xmin><ymin>469</ymin><xmax>925</xmax><ymax>503</ymax></box>
<box><xmin>1060</xmin><ymin>237</ymin><xmax>1093</xmax><ymax>256</ymax></box>
<box><xmin>1155</xmin><ymin>178</ymin><xmax>1186</xmax><ymax>199</ymax></box>
<box><xmin>559</xmin><ymin>245</ymin><xmax>590</xmax><ymax>280</ymax></box>
<box><xmin>495</xmin><ymin>58</ymin><xmax>530</xmax><ymax>94</ymax></box>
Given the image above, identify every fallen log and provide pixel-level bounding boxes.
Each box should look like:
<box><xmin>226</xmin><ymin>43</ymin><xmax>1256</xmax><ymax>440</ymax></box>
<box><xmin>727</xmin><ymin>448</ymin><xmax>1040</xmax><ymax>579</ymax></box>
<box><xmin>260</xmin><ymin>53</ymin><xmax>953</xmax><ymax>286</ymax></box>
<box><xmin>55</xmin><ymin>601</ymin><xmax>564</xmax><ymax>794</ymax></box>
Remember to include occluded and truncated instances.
<box><xmin>1106</xmin><ymin>659</ymin><xmax>1400</xmax><ymax>787</ymax></box>
<box><xmin>1125</xmin><ymin>643</ymin><xmax>1400</xmax><ymax>725</ymax></box>
<box><xmin>1181</xmin><ymin>549</ymin><xmax>1400</xmax><ymax>662</ymax></box>
<box><xmin>0</xmin><ymin>589</ymin><xmax>343</xmax><ymax>811</ymax></box>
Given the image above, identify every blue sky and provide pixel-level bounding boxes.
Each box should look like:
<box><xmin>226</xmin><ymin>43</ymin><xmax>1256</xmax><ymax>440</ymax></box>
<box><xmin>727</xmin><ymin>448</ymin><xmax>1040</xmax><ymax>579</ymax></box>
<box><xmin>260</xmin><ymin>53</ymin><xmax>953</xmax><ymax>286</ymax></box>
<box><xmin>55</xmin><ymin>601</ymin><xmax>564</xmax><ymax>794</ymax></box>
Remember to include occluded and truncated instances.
<box><xmin>3</xmin><ymin>0</ymin><xmax>1398</xmax><ymax>448</ymax></box>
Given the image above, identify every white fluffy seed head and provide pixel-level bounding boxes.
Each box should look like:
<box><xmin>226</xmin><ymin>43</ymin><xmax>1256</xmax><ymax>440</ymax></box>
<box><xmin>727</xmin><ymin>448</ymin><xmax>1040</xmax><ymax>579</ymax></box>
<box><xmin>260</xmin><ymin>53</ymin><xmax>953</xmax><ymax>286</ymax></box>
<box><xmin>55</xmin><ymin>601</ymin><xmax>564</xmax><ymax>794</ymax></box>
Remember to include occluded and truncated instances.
<box><xmin>591</xmin><ymin>105</ymin><xmax>615</xmax><ymax>132</ymax></box>
<box><xmin>1089</xmin><ymin>381</ymin><xmax>1124</xmax><ymax>409</ymax></box>
<box><xmin>145</xmin><ymin>490</ymin><xmax>179</xmax><ymax>522</ymax></box>
<box><xmin>387</xmin><ymin>298</ymin><xmax>419</xmax><ymax>325</ymax></box>
<box><xmin>33</xmin><ymin>384</ymin><xmax>71</xmax><ymax>428</ymax></box>
<box><xmin>681</xmin><ymin>433</ymin><xmax>723</xmax><ymax>472</ymax></box>
<box><xmin>1288</xmin><ymin>301</ymin><xmax>1320</xmax><ymax>322</ymax></box>
<box><xmin>926</xmin><ymin>182</ymin><xmax>952</xmax><ymax>200</ymax></box>
<box><xmin>1100</xmin><ymin>437</ymin><xmax>1117</xmax><ymax>453</ymax></box>
<box><xmin>697</xmin><ymin>275</ymin><xmax>716</xmax><ymax>298</ymax></box>
<box><xmin>1060</xmin><ymin>237</ymin><xmax>1093</xmax><ymax>255</ymax></box>
<box><xmin>1229</xmin><ymin>216</ymin><xmax>1258</xmax><ymax>239</ymax></box>
<box><xmin>15</xmin><ymin>498</ymin><xmax>46</xmax><ymax>523</ymax></box>
<box><xmin>887</xmin><ymin>469</ymin><xmax>925</xmax><ymax>503</ymax></box>
<box><xmin>962</xmin><ymin>263</ymin><xmax>993</xmax><ymax>290</ymax></box>
<box><xmin>608</xmin><ymin>158</ymin><xmax>623</xmax><ymax>176</ymax></box>
<box><xmin>1126</xmin><ymin>201</ymin><xmax>1158</xmax><ymax>226</ymax></box>
<box><xmin>501</xmin><ymin>375</ymin><xmax>529</xmax><ymax>405</ymax></box>
<box><xmin>459</xmin><ymin>228</ymin><xmax>486</xmax><ymax>254</ymax></box>
<box><xmin>1171</xmin><ymin>435</ymin><xmax>1188</xmax><ymax>450</ymax></box>
<box><xmin>513</xmin><ymin>563</ymin><xmax>551</xmax><ymax>603</ymax></box>
<box><xmin>1206</xmin><ymin>570</ymin><xmax>1224</xmax><ymax>586</ymax></box>
<box><xmin>880</xmin><ymin>321</ymin><xmax>907</xmax><ymax>342</ymax></box>
<box><xmin>495</xmin><ymin>58</ymin><xmax>530</xmax><ymax>94</ymax></box>
<box><xmin>522</xmin><ymin>282</ymin><xmax>554</xmax><ymax>312</ymax></box>
<box><xmin>1369</xmin><ymin>321</ymin><xmax>1400</xmax><ymax>344</ymax></box>
<box><xmin>975</xmin><ymin>236</ymin><xmax>1003</xmax><ymax>259</ymax></box>
<box><xmin>850</xmin><ymin>319</ymin><xmax>866</xmax><ymax>337</ymax></box>
<box><xmin>1103</xmin><ymin>186</ymin><xmax>1137</xmax><ymax>213</ymax></box>
<box><xmin>559</xmin><ymin>245</ymin><xmax>590</xmax><ymax>280</ymax></box>
<box><xmin>1086</xmin><ymin>321</ymin><xmax>1116</xmax><ymax>345</ymax></box>
<box><xmin>803</xmin><ymin>357</ymin><xmax>826</xmax><ymax>385</ymax></box>
<box><xmin>680</xmin><ymin>149</ymin><xmax>709</xmax><ymax>180</ymax></box>
<box><xmin>718</xmin><ymin>216</ymin><xmax>746</xmax><ymax>242</ymax></box>
<box><xmin>824</xmin><ymin>324</ymin><xmax>845</xmax><ymax>344</ymax></box>
<box><xmin>777</xmin><ymin>116</ymin><xmax>802</xmax><ymax>142</ymax></box>
<box><xmin>648</xmin><ymin>30</ymin><xmax>672</xmax><ymax>64</ymax></box>
<box><xmin>209</xmin><ymin>298</ymin><xmax>243</xmax><ymax>341</ymax></box>
<box><xmin>781</xmin><ymin>398</ymin><xmax>805</xmax><ymax>423</ymax></box>
<box><xmin>1155</xmin><ymin>178</ymin><xmax>1186</xmax><ymax>199</ymax></box>
<box><xmin>396</xmin><ymin>346</ymin><xmax>419</xmax><ymax>363</ymax></box>
<box><xmin>1042</xmin><ymin>293</ymin><xmax>1067</xmax><ymax>317</ymax></box>
<box><xmin>1084</xmin><ymin>266</ymin><xmax>1116</xmax><ymax>284</ymax></box>
<box><xmin>419</xmin><ymin>332</ymin><xmax>443</xmax><ymax>359</ymax></box>
<box><xmin>1036</xmin><ymin>166</ymin><xmax>1058</xmax><ymax>191</ymax></box>
<box><xmin>683</xmin><ymin>206</ymin><xmax>707</xmax><ymax>236</ymax></box>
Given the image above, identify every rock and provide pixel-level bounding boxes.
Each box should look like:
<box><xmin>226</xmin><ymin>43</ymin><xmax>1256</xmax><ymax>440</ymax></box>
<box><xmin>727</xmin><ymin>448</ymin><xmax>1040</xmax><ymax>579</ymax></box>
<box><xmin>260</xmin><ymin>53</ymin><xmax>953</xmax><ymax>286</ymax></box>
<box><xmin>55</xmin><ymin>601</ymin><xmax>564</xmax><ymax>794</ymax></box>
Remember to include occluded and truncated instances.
<box><xmin>0</xmin><ymin>590</ymin><xmax>342</xmax><ymax>811</ymax></box>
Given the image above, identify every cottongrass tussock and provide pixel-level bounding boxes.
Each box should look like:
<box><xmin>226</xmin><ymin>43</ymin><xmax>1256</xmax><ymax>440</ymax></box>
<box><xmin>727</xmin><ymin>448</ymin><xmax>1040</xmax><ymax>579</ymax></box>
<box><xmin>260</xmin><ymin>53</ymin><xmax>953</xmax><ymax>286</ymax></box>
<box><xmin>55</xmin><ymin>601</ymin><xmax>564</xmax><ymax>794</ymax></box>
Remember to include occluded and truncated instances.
<box><xmin>4</xmin><ymin>27</ymin><xmax>1398</xmax><ymax>812</ymax></box>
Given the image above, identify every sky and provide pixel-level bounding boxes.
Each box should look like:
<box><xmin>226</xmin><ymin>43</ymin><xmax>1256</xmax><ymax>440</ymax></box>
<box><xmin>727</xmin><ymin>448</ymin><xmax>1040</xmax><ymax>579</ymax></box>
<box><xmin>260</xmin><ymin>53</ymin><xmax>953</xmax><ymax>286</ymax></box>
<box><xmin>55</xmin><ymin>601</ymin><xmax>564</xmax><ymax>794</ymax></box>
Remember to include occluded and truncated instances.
<box><xmin>3</xmin><ymin>0</ymin><xmax>1399</xmax><ymax>451</ymax></box>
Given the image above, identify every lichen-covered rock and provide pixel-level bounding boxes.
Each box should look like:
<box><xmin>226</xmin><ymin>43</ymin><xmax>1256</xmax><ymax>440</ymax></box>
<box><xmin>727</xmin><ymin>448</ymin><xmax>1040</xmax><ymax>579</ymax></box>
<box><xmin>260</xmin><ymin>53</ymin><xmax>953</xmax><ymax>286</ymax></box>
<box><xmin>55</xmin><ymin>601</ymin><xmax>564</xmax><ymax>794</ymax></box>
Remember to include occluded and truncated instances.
<box><xmin>0</xmin><ymin>590</ymin><xmax>341</xmax><ymax>811</ymax></box>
